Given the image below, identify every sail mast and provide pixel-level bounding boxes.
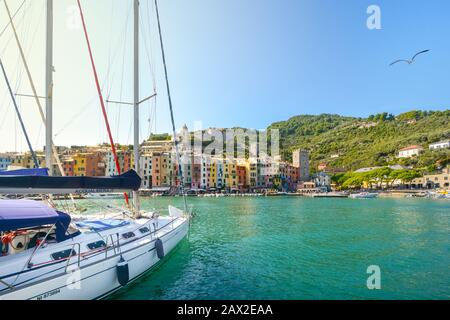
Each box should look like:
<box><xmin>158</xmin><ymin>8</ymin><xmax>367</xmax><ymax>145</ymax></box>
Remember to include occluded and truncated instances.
<box><xmin>45</xmin><ymin>0</ymin><xmax>53</xmax><ymax>175</ymax></box>
<box><xmin>133</xmin><ymin>0</ymin><xmax>140</xmax><ymax>213</ymax></box>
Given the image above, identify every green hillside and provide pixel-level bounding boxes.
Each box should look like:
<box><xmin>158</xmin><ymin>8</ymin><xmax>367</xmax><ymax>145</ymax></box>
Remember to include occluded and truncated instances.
<box><xmin>268</xmin><ymin>110</ymin><xmax>450</xmax><ymax>172</ymax></box>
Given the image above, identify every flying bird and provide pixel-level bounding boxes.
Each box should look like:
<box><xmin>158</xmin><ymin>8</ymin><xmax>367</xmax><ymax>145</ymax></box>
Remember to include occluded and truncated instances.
<box><xmin>389</xmin><ymin>50</ymin><xmax>430</xmax><ymax>66</ymax></box>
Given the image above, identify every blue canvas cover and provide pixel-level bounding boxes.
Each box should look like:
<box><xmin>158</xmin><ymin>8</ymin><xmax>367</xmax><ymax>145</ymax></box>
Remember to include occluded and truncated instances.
<box><xmin>0</xmin><ymin>200</ymin><xmax>75</xmax><ymax>242</ymax></box>
<box><xmin>0</xmin><ymin>168</ymin><xmax>49</xmax><ymax>176</ymax></box>
<box><xmin>75</xmin><ymin>219</ymin><xmax>130</xmax><ymax>232</ymax></box>
<box><xmin>0</xmin><ymin>169</ymin><xmax>141</xmax><ymax>192</ymax></box>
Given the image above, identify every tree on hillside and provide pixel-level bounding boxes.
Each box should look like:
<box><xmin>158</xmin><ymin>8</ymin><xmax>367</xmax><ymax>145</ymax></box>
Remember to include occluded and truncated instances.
<box><xmin>368</xmin><ymin>113</ymin><xmax>395</xmax><ymax>122</ymax></box>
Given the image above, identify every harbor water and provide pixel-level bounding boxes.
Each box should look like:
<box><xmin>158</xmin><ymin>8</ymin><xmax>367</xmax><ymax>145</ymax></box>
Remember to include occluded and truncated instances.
<box><xmin>81</xmin><ymin>196</ymin><xmax>449</xmax><ymax>300</ymax></box>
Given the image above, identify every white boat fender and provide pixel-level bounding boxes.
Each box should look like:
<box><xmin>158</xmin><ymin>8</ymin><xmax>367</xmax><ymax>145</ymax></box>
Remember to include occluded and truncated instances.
<box><xmin>155</xmin><ymin>238</ymin><xmax>164</xmax><ymax>259</ymax></box>
<box><xmin>116</xmin><ymin>256</ymin><xmax>129</xmax><ymax>286</ymax></box>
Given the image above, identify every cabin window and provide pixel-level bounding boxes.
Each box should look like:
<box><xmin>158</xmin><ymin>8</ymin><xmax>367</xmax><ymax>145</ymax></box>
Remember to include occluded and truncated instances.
<box><xmin>139</xmin><ymin>227</ymin><xmax>150</xmax><ymax>234</ymax></box>
<box><xmin>87</xmin><ymin>240</ymin><xmax>106</xmax><ymax>250</ymax></box>
<box><xmin>122</xmin><ymin>232</ymin><xmax>135</xmax><ymax>239</ymax></box>
<box><xmin>51</xmin><ymin>249</ymin><xmax>77</xmax><ymax>260</ymax></box>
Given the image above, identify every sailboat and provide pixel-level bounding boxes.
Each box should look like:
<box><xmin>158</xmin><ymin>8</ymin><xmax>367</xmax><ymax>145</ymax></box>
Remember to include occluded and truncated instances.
<box><xmin>0</xmin><ymin>0</ymin><xmax>190</xmax><ymax>300</ymax></box>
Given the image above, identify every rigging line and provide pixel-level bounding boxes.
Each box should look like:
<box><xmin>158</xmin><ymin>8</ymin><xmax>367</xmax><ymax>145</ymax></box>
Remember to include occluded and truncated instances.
<box><xmin>0</xmin><ymin>0</ymin><xmax>26</xmax><ymax>39</ymax></box>
<box><xmin>116</xmin><ymin>2</ymin><xmax>132</xmax><ymax>143</ymax></box>
<box><xmin>0</xmin><ymin>100</ymin><xmax>11</xmax><ymax>129</ymax></box>
<box><xmin>0</xmin><ymin>0</ymin><xmax>31</xmax><ymax>55</ymax></box>
<box><xmin>105</xmin><ymin>0</ymin><xmax>115</xmax><ymax>97</ymax></box>
<box><xmin>3</xmin><ymin>0</ymin><xmax>65</xmax><ymax>176</ymax></box>
<box><xmin>140</xmin><ymin>8</ymin><xmax>156</xmax><ymax>93</ymax></box>
<box><xmin>105</xmin><ymin>4</ymin><xmax>133</xmax><ymax>98</ymax></box>
<box><xmin>0</xmin><ymin>59</ymin><xmax>39</xmax><ymax>167</ymax></box>
<box><xmin>35</xmin><ymin>121</ymin><xmax>43</xmax><ymax>148</ymax></box>
<box><xmin>154</xmin><ymin>0</ymin><xmax>187</xmax><ymax>212</ymax></box>
<box><xmin>140</xmin><ymin>3</ymin><xmax>157</xmax><ymax>139</ymax></box>
<box><xmin>76</xmin><ymin>0</ymin><xmax>130</xmax><ymax>207</ymax></box>
<box><xmin>53</xmin><ymin>95</ymin><xmax>97</xmax><ymax>137</ymax></box>
<box><xmin>146</xmin><ymin>0</ymin><xmax>157</xmax><ymax>88</ymax></box>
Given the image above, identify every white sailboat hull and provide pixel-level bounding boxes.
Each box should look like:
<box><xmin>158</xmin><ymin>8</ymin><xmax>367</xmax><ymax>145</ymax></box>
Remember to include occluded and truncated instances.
<box><xmin>0</xmin><ymin>216</ymin><xmax>189</xmax><ymax>300</ymax></box>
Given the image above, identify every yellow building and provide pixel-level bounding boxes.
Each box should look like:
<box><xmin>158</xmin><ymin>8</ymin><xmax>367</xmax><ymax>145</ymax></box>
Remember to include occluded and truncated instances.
<box><xmin>225</xmin><ymin>161</ymin><xmax>238</xmax><ymax>190</ymax></box>
<box><xmin>151</xmin><ymin>152</ymin><xmax>174</xmax><ymax>187</ymax></box>
<box><xmin>209</xmin><ymin>161</ymin><xmax>217</xmax><ymax>188</ymax></box>
<box><xmin>10</xmin><ymin>153</ymin><xmax>45</xmax><ymax>169</ymax></box>
<box><xmin>72</xmin><ymin>154</ymin><xmax>87</xmax><ymax>176</ymax></box>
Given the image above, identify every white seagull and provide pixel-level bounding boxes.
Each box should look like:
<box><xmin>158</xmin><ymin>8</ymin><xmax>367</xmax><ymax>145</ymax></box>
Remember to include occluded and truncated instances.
<box><xmin>389</xmin><ymin>49</ymin><xmax>430</xmax><ymax>66</ymax></box>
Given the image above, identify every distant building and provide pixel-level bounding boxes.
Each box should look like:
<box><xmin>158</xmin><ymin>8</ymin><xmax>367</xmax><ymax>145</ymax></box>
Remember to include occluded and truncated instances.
<box><xmin>0</xmin><ymin>154</ymin><xmax>12</xmax><ymax>171</ymax></box>
<box><xmin>85</xmin><ymin>153</ymin><xmax>106</xmax><ymax>176</ymax></box>
<box><xmin>141</xmin><ymin>139</ymin><xmax>173</xmax><ymax>154</ymax></box>
<box><xmin>139</xmin><ymin>154</ymin><xmax>153</xmax><ymax>189</ymax></box>
<box><xmin>236</xmin><ymin>165</ymin><xmax>247</xmax><ymax>192</ymax></box>
<box><xmin>296</xmin><ymin>181</ymin><xmax>319</xmax><ymax>194</ymax></box>
<box><xmin>398</xmin><ymin>145</ymin><xmax>423</xmax><ymax>158</ymax></box>
<box><xmin>62</xmin><ymin>157</ymin><xmax>75</xmax><ymax>176</ymax></box>
<box><xmin>429</xmin><ymin>140</ymin><xmax>450</xmax><ymax>150</ymax></box>
<box><xmin>314</xmin><ymin>172</ymin><xmax>331</xmax><ymax>191</ymax></box>
<box><xmin>411</xmin><ymin>172</ymin><xmax>450</xmax><ymax>189</ymax></box>
<box><xmin>292</xmin><ymin>149</ymin><xmax>309</xmax><ymax>181</ymax></box>
<box><xmin>330</xmin><ymin>153</ymin><xmax>340</xmax><ymax>159</ymax></box>
<box><xmin>106</xmin><ymin>150</ymin><xmax>133</xmax><ymax>176</ymax></box>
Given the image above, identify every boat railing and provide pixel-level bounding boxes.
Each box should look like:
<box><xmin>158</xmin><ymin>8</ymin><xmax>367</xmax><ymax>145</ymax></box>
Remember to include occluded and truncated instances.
<box><xmin>104</xmin><ymin>234</ymin><xmax>116</xmax><ymax>258</ymax></box>
<box><xmin>64</xmin><ymin>242</ymin><xmax>81</xmax><ymax>273</ymax></box>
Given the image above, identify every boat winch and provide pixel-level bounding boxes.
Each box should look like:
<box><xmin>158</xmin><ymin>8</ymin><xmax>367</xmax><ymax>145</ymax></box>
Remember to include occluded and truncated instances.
<box><xmin>155</xmin><ymin>238</ymin><xmax>164</xmax><ymax>259</ymax></box>
<box><xmin>116</xmin><ymin>256</ymin><xmax>129</xmax><ymax>286</ymax></box>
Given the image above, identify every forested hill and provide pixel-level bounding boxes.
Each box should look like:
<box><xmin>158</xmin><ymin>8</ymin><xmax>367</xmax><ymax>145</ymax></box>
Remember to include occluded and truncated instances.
<box><xmin>268</xmin><ymin>110</ymin><xmax>450</xmax><ymax>171</ymax></box>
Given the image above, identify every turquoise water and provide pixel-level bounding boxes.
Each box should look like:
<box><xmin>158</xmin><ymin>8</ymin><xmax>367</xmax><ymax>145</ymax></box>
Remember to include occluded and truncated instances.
<box><xmin>103</xmin><ymin>197</ymin><xmax>449</xmax><ymax>300</ymax></box>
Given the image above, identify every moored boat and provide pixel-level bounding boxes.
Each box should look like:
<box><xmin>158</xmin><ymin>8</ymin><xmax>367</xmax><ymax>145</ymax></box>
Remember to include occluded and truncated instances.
<box><xmin>349</xmin><ymin>192</ymin><xmax>378</xmax><ymax>199</ymax></box>
<box><xmin>0</xmin><ymin>200</ymin><xmax>188</xmax><ymax>300</ymax></box>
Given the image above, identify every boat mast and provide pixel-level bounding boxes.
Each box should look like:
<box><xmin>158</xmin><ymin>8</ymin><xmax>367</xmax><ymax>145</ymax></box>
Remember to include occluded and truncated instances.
<box><xmin>133</xmin><ymin>0</ymin><xmax>141</xmax><ymax>213</ymax></box>
<box><xmin>45</xmin><ymin>0</ymin><xmax>53</xmax><ymax>175</ymax></box>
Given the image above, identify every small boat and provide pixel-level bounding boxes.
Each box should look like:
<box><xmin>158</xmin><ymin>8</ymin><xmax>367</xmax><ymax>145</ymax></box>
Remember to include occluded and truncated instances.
<box><xmin>311</xmin><ymin>192</ymin><xmax>349</xmax><ymax>198</ymax></box>
<box><xmin>349</xmin><ymin>192</ymin><xmax>378</xmax><ymax>199</ymax></box>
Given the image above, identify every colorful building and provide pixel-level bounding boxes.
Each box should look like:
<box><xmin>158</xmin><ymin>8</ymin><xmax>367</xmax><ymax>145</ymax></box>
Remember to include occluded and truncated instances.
<box><xmin>224</xmin><ymin>160</ymin><xmax>238</xmax><ymax>191</ymax></box>
<box><xmin>236</xmin><ymin>165</ymin><xmax>247</xmax><ymax>191</ymax></box>
<box><xmin>62</xmin><ymin>157</ymin><xmax>75</xmax><ymax>176</ymax></box>
<box><xmin>139</xmin><ymin>154</ymin><xmax>153</xmax><ymax>189</ymax></box>
<box><xmin>106</xmin><ymin>150</ymin><xmax>132</xmax><ymax>176</ymax></box>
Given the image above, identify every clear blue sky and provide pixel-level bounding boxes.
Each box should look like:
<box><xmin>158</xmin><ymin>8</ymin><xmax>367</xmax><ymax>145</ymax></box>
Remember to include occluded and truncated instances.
<box><xmin>0</xmin><ymin>0</ymin><xmax>449</xmax><ymax>152</ymax></box>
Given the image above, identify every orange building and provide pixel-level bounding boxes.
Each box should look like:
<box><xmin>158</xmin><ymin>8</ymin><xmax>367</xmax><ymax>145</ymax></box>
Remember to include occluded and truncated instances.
<box><xmin>62</xmin><ymin>158</ymin><xmax>75</xmax><ymax>176</ymax></box>
<box><xmin>85</xmin><ymin>153</ymin><xmax>106</xmax><ymax>176</ymax></box>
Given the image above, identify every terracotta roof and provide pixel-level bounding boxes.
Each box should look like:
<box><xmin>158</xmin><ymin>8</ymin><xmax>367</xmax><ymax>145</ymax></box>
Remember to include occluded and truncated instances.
<box><xmin>399</xmin><ymin>145</ymin><xmax>423</xmax><ymax>151</ymax></box>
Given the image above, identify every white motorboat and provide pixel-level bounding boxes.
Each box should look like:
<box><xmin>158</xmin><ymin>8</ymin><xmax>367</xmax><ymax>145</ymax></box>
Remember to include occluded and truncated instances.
<box><xmin>0</xmin><ymin>200</ymin><xmax>189</xmax><ymax>300</ymax></box>
<box><xmin>349</xmin><ymin>192</ymin><xmax>378</xmax><ymax>199</ymax></box>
